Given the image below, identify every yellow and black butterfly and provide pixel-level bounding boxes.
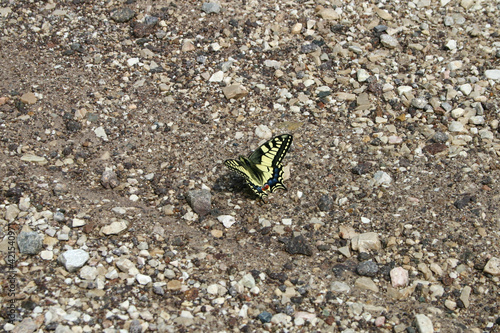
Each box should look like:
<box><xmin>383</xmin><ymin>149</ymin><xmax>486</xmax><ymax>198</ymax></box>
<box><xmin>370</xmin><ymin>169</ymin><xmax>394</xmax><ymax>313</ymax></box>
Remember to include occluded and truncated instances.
<box><xmin>225</xmin><ymin>134</ymin><xmax>293</xmax><ymax>198</ymax></box>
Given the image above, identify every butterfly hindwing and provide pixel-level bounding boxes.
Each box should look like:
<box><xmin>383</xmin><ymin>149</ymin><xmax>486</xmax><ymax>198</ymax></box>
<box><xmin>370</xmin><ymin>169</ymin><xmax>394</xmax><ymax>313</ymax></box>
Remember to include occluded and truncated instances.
<box><xmin>225</xmin><ymin>134</ymin><xmax>293</xmax><ymax>198</ymax></box>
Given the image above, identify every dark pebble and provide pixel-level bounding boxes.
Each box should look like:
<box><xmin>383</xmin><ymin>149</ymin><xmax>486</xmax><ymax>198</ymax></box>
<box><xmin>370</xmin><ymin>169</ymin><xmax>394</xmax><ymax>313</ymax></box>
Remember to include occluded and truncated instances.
<box><xmin>351</xmin><ymin>162</ymin><xmax>371</xmax><ymax>175</ymax></box>
<box><xmin>300</xmin><ymin>43</ymin><xmax>319</xmax><ymax>54</ymax></box>
<box><xmin>453</xmin><ymin>194</ymin><xmax>476</xmax><ymax>209</ymax></box>
<box><xmin>317</xmin><ymin>194</ymin><xmax>334</xmax><ymax>211</ymax></box>
<box><xmin>373</xmin><ymin>25</ymin><xmax>388</xmax><ymax>33</ymax></box>
<box><xmin>285</xmin><ymin>235</ymin><xmax>313</xmax><ymax>256</ymax></box>
<box><xmin>423</xmin><ymin>143</ymin><xmax>447</xmax><ymax>155</ymax></box>
<box><xmin>357</xmin><ymin>260</ymin><xmax>379</xmax><ymax>277</ymax></box>
<box><xmin>431</xmin><ymin>131</ymin><xmax>449</xmax><ymax>143</ymax></box>
<box><xmin>257</xmin><ymin>311</ymin><xmax>272</xmax><ymax>323</ymax></box>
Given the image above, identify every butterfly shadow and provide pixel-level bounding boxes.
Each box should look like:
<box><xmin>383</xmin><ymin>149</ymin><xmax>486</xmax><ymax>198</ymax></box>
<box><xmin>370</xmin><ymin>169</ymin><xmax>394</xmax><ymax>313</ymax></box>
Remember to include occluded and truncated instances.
<box><xmin>213</xmin><ymin>172</ymin><xmax>258</xmax><ymax>199</ymax></box>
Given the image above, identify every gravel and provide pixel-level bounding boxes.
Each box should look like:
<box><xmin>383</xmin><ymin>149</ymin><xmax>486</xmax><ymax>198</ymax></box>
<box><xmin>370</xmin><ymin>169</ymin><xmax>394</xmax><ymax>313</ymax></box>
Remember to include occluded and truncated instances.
<box><xmin>1</xmin><ymin>0</ymin><xmax>499</xmax><ymax>332</ymax></box>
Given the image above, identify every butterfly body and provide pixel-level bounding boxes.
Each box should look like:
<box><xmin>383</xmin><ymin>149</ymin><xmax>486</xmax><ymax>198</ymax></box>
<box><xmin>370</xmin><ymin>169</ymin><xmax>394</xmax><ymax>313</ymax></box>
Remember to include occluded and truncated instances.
<box><xmin>225</xmin><ymin>134</ymin><xmax>293</xmax><ymax>198</ymax></box>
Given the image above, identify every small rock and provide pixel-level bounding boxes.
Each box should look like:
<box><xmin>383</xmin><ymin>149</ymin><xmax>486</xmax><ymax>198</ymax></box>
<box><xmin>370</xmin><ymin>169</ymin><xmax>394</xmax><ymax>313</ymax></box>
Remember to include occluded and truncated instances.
<box><xmin>17</xmin><ymin>231</ymin><xmax>43</xmax><ymax>255</ymax></box>
<box><xmin>94</xmin><ymin>126</ymin><xmax>108</xmax><ymax>141</ymax></box>
<box><xmin>181</xmin><ymin>41</ymin><xmax>195</xmax><ymax>52</ymax></box>
<box><xmin>445</xmin><ymin>40</ymin><xmax>457</xmax><ymax>50</ymax></box>
<box><xmin>357</xmin><ymin>261</ymin><xmax>379</xmax><ymax>277</ymax></box>
<box><xmin>258</xmin><ymin>311</ymin><xmax>272</xmax><ymax>323</ymax></box>
<box><xmin>484</xmin><ymin>257</ymin><xmax>500</xmax><ymax>275</ymax></box>
<box><xmin>217</xmin><ymin>215</ymin><xmax>236</xmax><ymax>228</ymax></box>
<box><xmin>20</xmin><ymin>154</ymin><xmax>48</xmax><ymax>164</ymax></box>
<box><xmin>58</xmin><ymin>249</ymin><xmax>90</xmax><ymax>272</ymax></box>
<box><xmin>351</xmin><ymin>232</ymin><xmax>381</xmax><ymax>252</ymax></box>
<box><xmin>351</xmin><ymin>162</ymin><xmax>371</xmax><ymax>175</ymax></box>
<box><xmin>167</xmin><ymin>279</ymin><xmax>182</xmax><ymax>290</ymax></box>
<box><xmin>255</xmin><ymin>125</ymin><xmax>272</xmax><ymax>139</ymax></box>
<box><xmin>484</xmin><ymin>69</ymin><xmax>500</xmax><ymax>80</ymax></box>
<box><xmin>222</xmin><ymin>84</ymin><xmax>248</xmax><ymax>99</ymax></box>
<box><xmin>415</xmin><ymin>314</ymin><xmax>434</xmax><ymax>333</ymax></box>
<box><xmin>71</xmin><ymin>218</ymin><xmax>86</xmax><ymax>228</ymax></box>
<box><xmin>453</xmin><ymin>194</ymin><xmax>475</xmax><ymax>209</ymax></box>
<box><xmin>380</xmin><ymin>34</ymin><xmax>399</xmax><ymax>48</ymax></box>
<box><xmin>11</xmin><ymin>317</ymin><xmax>38</xmax><ymax>333</ymax></box>
<box><xmin>448</xmin><ymin>121</ymin><xmax>465</xmax><ymax>132</ymax></box>
<box><xmin>431</xmin><ymin>132</ymin><xmax>449</xmax><ymax>143</ymax></box>
<box><xmin>317</xmin><ymin>7</ymin><xmax>339</xmax><ymax>20</ymax></box>
<box><xmin>330</xmin><ymin>281</ymin><xmax>350</xmax><ymax>293</ymax></box>
<box><xmin>459</xmin><ymin>83</ymin><xmax>472</xmax><ymax>95</ymax></box>
<box><xmin>101</xmin><ymin>220</ymin><xmax>128</xmax><ymax>235</ymax></box>
<box><xmin>5</xmin><ymin>204</ymin><xmax>20</xmax><ymax>221</ymax></box>
<box><xmin>186</xmin><ymin>189</ymin><xmax>212</xmax><ymax>216</ymax></box>
<box><xmin>357</xmin><ymin>69</ymin><xmax>370</xmax><ymax>82</ymax></box>
<box><xmin>79</xmin><ymin>266</ymin><xmax>98</xmax><ymax>280</ymax></box>
<box><xmin>136</xmin><ymin>273</ymin><xmax>152</xmax><ymax>285</ymax></box>
<box><xmin>291</xmin><ymin>23</ymin><xmax>302</xmax><ymax>34</ymax></box>
<box><xmin>411</xmin><ymin>97</ymin><xmax>428</xmax><ymax>109</ymax></box>
<box><xmin>20</xmin><ymin>92</ymin><xmax>37</xmax><ymax>104</ymax></box>
<box><xmin>423</xmin><ymin>143</ymin><xmax>447</xmax><ymax>155</ymax></box>
<box><xmin>372</xmin><ymin>171</ymin><xmax>392</xmax><ymax>186</ymax></box>
<box><xmin>285</xmin><ymin>235</ymin><xmax>313</xmax><ymax>256</ymax></box>
<box><xmin>101</xmin><ymin>168</ymin><xmax>119</xmax><ymax>189</ymax></box>
<box><xmin>202</xmin><ymin>2</ymin><xmax>221</xmax><ymax>14</ymax></box>
<box><xmin>110</xmin><ymin>7</ymin><xmax>136</xmax><ymax>22</ymax></box>
<box><xmin>239</xmin><ymin>273</ymin><xmax>256</xmax><ymax>289</ymax></box>
<box><xmin>390</xmin><ymin>267</ymin><xmax>409</xmax><ymax>287</ymax></box>
<box><xmin>317</xmin><ymin>195</ymin><xmax>334</xmax><ymax>211</ymax></box>
<box><xmin>354</xmin><ymin>277</ymin><xmax>379</xmax><ymax>292</ymax></box>
<box><xmin>459</xmin><ymin>286</ymin><xmax>471</xmax><ymax>308</ymax></box>
<box><xmin>209</xmin><ymin>70</ymin><xmax>224</xmax><ymax>82</ymax></box>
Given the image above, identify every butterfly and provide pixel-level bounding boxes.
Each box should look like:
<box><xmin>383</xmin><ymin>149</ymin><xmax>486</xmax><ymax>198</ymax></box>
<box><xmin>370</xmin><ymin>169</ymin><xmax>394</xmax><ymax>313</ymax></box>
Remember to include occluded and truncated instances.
<box><xmin>225</xmin><ymin>134</ymin><xmax>293</xmax><ymax>198</ymax></box>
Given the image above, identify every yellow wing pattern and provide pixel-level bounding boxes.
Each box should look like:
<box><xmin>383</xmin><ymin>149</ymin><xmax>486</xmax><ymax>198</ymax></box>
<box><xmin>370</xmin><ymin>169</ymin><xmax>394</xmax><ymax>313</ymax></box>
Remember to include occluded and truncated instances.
<box><xmin>225</xmin><ymin>134</ymin><xmax>293</xmax><ymax>198</ymax></box>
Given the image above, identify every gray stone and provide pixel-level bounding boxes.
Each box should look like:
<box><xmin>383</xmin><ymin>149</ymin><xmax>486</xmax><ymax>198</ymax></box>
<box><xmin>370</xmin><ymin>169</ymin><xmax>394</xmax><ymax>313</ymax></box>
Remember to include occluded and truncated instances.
<box><xmin>202</xmin><ymin>2</ymin><xmax>221</xmax><ymax>14</ymax></box>
<box><xmin>17</xmin><ymin>231</ymin><xmax>43</xmax><ymax>255</ymax></box>
<box><xmin>110</xmin><ymin>7</ymin><xmax>135</xmax><ymax>22</ymax></box>
<box><xmin>186</xmin><ymin>189</ymin><xmax>212</xmax><ymax>217</ymax></box>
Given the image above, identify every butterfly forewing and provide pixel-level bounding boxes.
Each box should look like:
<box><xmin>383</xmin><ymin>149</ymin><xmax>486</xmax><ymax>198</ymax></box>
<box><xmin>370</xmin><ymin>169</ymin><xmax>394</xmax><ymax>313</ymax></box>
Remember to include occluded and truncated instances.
<box><xmin>249</xmin><ymin>134</ymin><xmax>293</xmax><ymax>167</ymax></box>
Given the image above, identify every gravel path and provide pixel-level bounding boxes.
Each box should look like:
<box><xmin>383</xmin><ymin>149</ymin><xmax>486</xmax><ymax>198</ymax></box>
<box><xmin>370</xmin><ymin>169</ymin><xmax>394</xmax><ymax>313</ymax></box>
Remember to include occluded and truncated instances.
<box><xmin>1</xmin><ymin>1</ymin><xmax>499</xmax><ymax>332</ymax></box>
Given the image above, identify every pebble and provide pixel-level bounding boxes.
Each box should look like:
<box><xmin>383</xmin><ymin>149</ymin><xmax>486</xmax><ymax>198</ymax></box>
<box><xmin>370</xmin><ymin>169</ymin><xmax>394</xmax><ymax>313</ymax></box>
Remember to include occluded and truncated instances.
<box><xmin>411</xmin><ymin>97</ymin><xmax>428</xmax><ymax>109</ymax></box>
<box><xmin>186</xmin><ymin>189</ymin><xmax>212</xmax><ymax>216</ymax></box>
<box><xmin>58</xmin><ymin>249</ymin><xmax>90</xmax><ymax>272</ymax></box>
<box><xmin>330</xmin><ymin>281</ymin><xmax>350</xmax><ymax>293</ymax></box>
<box><xmin>20</xmin><ymin>92</ymin><xmax>37</xmax><ymax>104</ymax></box>
<box><xmin>357</xmin><ymin>69</ymin><xmax>370</xmax><ymax>82</ymax></box>
<box><xmin>110</xmin><ymin>7</ymin><xmax>135</xmax><ymax>22</ymax></box>
<box><xmin>222</xmin><ymin>84</ymin><xmax>248</xmax><ymax>99</ymax></box>
<box><xmin>79</xmin><ymin>266</ymin><xmax>98</xmax><ymax>280</ymax></box>
<box><xmin>448</xmin><ymin>121</ymin><xmax>464</xmax><ymax>132</ymax></box>
<box><xmin>351</xmin><ymin>232</ymin><xmax>381</xmax><ymax>252</ymax></box>
<box><xmin>101</xmin><ymin>220</ymin><xmax>128</xmax><ymax>235</ymax></box>
<box><xmin>17</xmin><ymin>231</ymin><xmax>43</xmax><ymax>255</ymax></box>
<box><xmin>217</xmin><ymin>215</ymin><xmax>236</xmax><ymax>228</ymax></box>
<box><xmin>484</xmin><ymin>257</ymin><xmax>500</xmax><ymax>275</ymax></box>
<box><xmin>415</xmin><ymin>314</ymin><xmax>434</xmax><ymax>333</ymax></box>
<box><xmin>100</xmin><ymin>169</ymin><xmax>118</xmax><ymax>189</ymax></box>
<box><xmin>20</xmin><ymin>154</ymin><xmax>48</xmax><ymax>164</ymax></box>
<box><xmin>285</xmin><ymin>235</ymin><xmax>313</xmax><ymax>256</ymax></box>
<box><xmin>372</xmin><ymin>171</ymin><xmax>392</xmax><ymax>186</ymax></box>
<box><xmin>357</xmin><ymin>261</ymin><xmax>379</xmax><ymax>277</ymax></box>
<box><xmin>380</xmin><ymin>34</ymin><xmax>399</xmax><ymax>48</ymax></box>
<box><xmin>136</xmin><ymin>273</ymin><xmax>152</xmax><ymax>285</ymax></box>
<box><xmin>484</xmin><ymin>69</ymin><xmax>500</xmax><ymax>80</ymax></box>
<box><xmin>354</xmin><ymin>277</ymin><xmax>379</xmax><ymax>293</ymax></box>
<box><xmin>201</xmin><ymin>2</ymin><xmax>221</xmax><ymax>14</ymax></box>
<box><xmin>209</xmin><ymin>71</ymin><xmax>224</xmax><ymax>82</ymax></box>
<box><xmin>5</xmin><ymin>204</ymin><xmax>20</xmax><ymax>221</ymax></box>
<box><xmin>390</xmin><ymin>267</ymin><xmax>409</xmax><ymax>287</ymax></box>
<box><xmin>94</xmin><ymin>126</ymin><xmax>108</xmax><ymax>141</ymax></box>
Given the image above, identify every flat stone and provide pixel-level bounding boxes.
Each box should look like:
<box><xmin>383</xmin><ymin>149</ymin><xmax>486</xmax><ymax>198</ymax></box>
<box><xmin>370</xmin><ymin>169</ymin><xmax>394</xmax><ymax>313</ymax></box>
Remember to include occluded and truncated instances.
<box><xmin>415</xmin><ymin>314</ymin><xmax>433</xmax><ymax>333</ymax></box>
<box><xmin>448</xmin><ymin>121</ymin><xmax>464</xmax><ymax>132</ymax></box>
<box><xmin>351</xmin><ymin>232</ymin><xmax>382</xmax><ymax>252</ymax></box>
<box><xmin>485</xmin><ymin>69</ymin><xmax>500</xmax><ymax>80</ymax></box>
<box><xmin>20</xmin><ymin>154</ymin><xmax>48</xmax><ymax>164</ymax></box>
<box><xmin>58</xmin><ymin>249</ymin><xmax>90</xmax><ymax>272</ymax></box>
<box><xmin>222</xmin><ymin>84</ymin><xmax>248</xmax><ymax>99</ymax></box>
<box><xmin>317</xmin><ymin>7</ymin><xmax>339</xmax><ymax>20</ymax></box>
<box><xmin>484</xmin><ymin>257</ymin><xmax>500</xmax><ymax>275</ymax></box>
<box><xmin>354</xmin><ymin>277</ymin><xmax>379</xmax><ymax>292</ymax></box>
<box><xmin>79</xmin><ymin>266</ymin><xmax>98</xmax><ymax>280</ymax></box>
<box><xmin>459</xmin><ymin>286</ymin><xmax>471</xmax><ymax>308</ymax></box>
<box><xmin>380</xmin><ymin>34</ymin><xmax>399</xmax><ymax>48</ymax></box>
<box><xmin>20</xmin><ymin>92</ymin><xmax>37</xmax><ymax>104</ymax></box>
<box><xmin>101</xmin><ymin>220</ymin><xmax>128</xmax><ymax>235</ymax></box>
<box><xmin>202</xmin><ymin>2</ymin><xmax>221</xmax><ymax>14</ymax></box>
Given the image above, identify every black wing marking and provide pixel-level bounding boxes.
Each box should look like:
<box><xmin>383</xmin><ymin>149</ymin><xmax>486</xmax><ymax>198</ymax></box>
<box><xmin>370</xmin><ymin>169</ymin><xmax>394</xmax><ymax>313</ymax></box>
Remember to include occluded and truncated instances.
<box><xmin>248</xmin><ymin>134</ymin><xmax>293</xmax><ymax>167</ymax></box>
